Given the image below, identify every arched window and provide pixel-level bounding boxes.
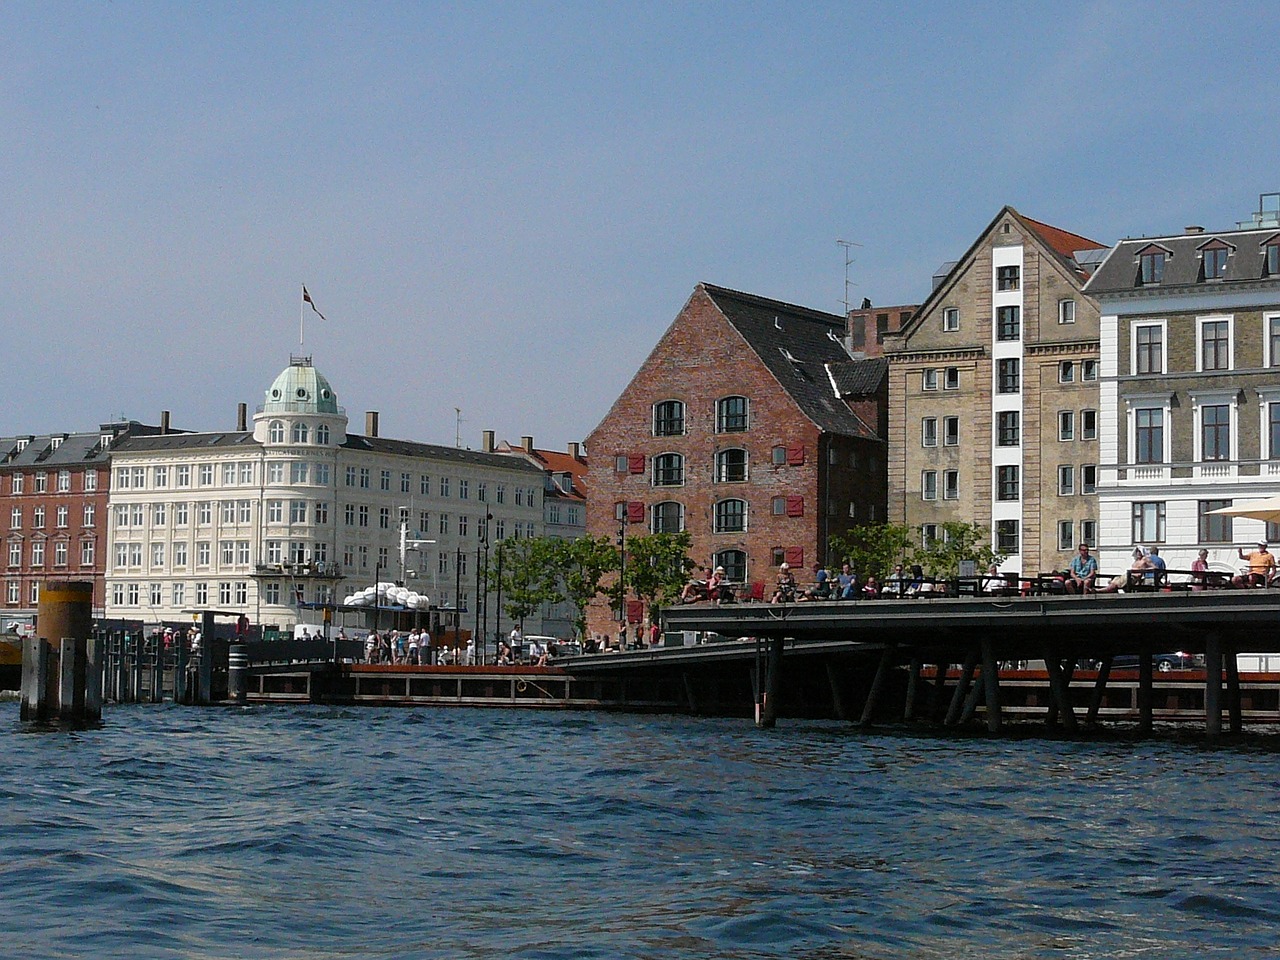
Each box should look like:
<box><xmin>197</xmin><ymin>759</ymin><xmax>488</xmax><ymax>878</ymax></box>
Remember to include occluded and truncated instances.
<box><xmin>715</xmin><ymin>449</ymin><xmax>747</xmax><ymax>483</ymax></box>
<box><xmin>652</xmin><ymin>501</ymin><xmax>684</xmax><ymax>533</ymax></box>
<box><xmin>714</xmin><ymin>549</ymin><xmax>747</xmax><ymax>582</ymax></box>
<box><xmin>716</xmin><ymin>396</ymin><xmax>749</xmax><ymax>433</ymax></box>
<box><xmin>653</xmin><ymin>453</ymin><xmax>684</xmax><ymax>487</ymax></box>
<box><xmin>269</xmin><ymin>420</ymin><xmax>285</xmax><ymax>443</ymax></box>
<box><xmin>653</xmin><ymin>400</ymin><xmax>685</xmax><ymax>437</ymax></box>
<box><xmin>714</xmin><ymin>499</ymin><xmax>746</xmax><ymax>533</ymax></box>
<box><xmin>316</xmin><ymin>424</ymin><xmax>331</xmax><ymax>445</ymax></box>
<box><xmin>291</xmin><ymin>422</ymin><xmax>309</xmax><ymax>444</ymax></box>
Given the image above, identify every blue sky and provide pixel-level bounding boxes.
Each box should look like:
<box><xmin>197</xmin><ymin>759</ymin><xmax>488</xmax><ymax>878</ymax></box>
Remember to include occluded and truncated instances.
<box><xmin>3</xmin><ymin>1</ymin><xmax>1277</xmax><ymax>450</ymax></box>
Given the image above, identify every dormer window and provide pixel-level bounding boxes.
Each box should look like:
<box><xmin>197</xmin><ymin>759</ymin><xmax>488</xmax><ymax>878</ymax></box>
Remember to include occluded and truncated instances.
<box><xmin>1139</xmin><ymin>250</ymin><xmax>1166</xmax><ymax>285</ymax></box>
<box><xmin>1265</xmin><ymin>239</ymin><xmax>1280</xmax><ymax>276</ymax></box>
<box><xmin>1201</xmin><ymin>240</ymin><xmax>1230</xmax><ymax>281</ymax></box>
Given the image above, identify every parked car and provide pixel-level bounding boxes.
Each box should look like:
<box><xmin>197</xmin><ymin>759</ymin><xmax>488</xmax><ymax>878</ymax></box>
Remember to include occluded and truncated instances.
<box><xmin>1110</xmin><ymin>652</ymin><xmax>1203</xmax><ymax>671</ymax></box>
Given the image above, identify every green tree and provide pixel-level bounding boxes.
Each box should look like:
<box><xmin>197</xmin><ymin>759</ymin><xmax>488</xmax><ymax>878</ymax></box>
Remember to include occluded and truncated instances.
<box><xmin>554</xmin><ymin>535</ymin><xmax>621</xmax><ymax>641</ymax></box>
<box><xmin>489</xmin><ymin>537</ymin><xmax>562</xmax><ymax>629</ymax></box>
<box><xmin>913</xmin><ymin>521</ymin><xmax>1004</xmax><ymax>580</ymax></box>
<box><xmin>623</xmin><ymin>532</ymin><xmax>695</xmax><ymax>618</ymax></box>
<box><xmin>828</xmin><ymin>523</ymin><xmax>914</xmax><ymax>580</ymax></box>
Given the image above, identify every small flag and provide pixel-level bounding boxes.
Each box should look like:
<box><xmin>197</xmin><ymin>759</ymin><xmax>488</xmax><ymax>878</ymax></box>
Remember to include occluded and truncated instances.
<box><xmin>302</xmin><ymin>286</ymin><xmax>327</xmax><ymax>322</ymax></box>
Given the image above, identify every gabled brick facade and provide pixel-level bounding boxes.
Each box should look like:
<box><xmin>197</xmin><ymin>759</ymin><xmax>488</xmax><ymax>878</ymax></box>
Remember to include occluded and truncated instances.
<box><xmin>585</xmin><ymin>283</ymin><xmax>891</xmax><ymax>637</ymax></box>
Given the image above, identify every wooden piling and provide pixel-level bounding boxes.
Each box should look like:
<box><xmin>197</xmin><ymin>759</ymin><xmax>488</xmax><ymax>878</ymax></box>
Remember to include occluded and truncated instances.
<box><xmin>980</xmin><ymin>639</ymin><xmax>1001</xmax><ymax>733</ymax></box>
<box><xmin>84</xmin><ymin>636</ymin><xmax>102</xmax><ymax>723</ymax></box>
<box><xmin>20</xmin><ymin>638</ymin><xmax>50</xmax><ymax>722</ymax></box>
<box><xmin>1205</xmin><ymin>634</ymin><xmax>1222</xmax><ymax>739</ymax></box>
<box><xmin>1224</xmin><ymin>643</ymin><xmax>1242</xmax><ymax>735</ymax></box>
<box><xmin>826</xmin><ymin>662</ymin><xmax>848</xmax><ymax>722</ymax></box>
<box><xmin>959</xmin><ymin>665</ymin><xmax>985</xmax><ymax>724</ymax></box>
<box><xmin>944</xmin><ymin>649</ymin><xmax>978</xmax><ymax>726</ymax></box>
<box><xmin>1086</xmin><ymin>655</ymin><xmax>1112</xmax><ymax>726</ymax></box>
<box><xmin>757</xmin><ymin>636</ymin><xmax>783</xmax><ymax>729</ymax></box>
<box><xmin>1138</xmin><ymin>649</ymin><xmax>1153</xmax><ymax>734</ymax></box>
<box><xmin>903</xmin><ymin>657</ymin><xmax>921</xmax><ymax>722</ymax></box>
<box><xmin>859</xmin><ymin>644</ymin><xmax>896</xmax><ymax>727</ymax></box>
<box><xmin>1044</xmin><ymin>650</ymin><xmax>1077</xmax><ymax>732</ymax></box>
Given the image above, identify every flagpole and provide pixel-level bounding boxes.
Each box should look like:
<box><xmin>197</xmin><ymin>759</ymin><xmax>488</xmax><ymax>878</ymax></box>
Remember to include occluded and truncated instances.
<box><xmin>300</xmin><ymin>284</ymin><xmax>305</xmax><ymax>350</ymax></box>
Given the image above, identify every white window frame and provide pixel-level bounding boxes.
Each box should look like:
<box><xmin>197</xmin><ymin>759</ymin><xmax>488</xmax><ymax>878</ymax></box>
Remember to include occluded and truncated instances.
<box><xmin>943</xmin><ymin>307</ymin><xmax>959</xmax><ymax>332</ymax></box>
<box><xmin>1125</xmin><ymin>394</ymin><xmax>1173</xmax><ymax>467</ymax></box>
<box><xmin>1130</xmin><ymin>319</ymin><xmax>1167</xmax><ymax>376</ymax></box>
<box><xmin>922</xmin><ymin>417</ymin><xmax>938</xmax><ymax>447</ymax></box>
<box><xmin>1059</xmin><ymin>299</ymin><xmax>1076</xmax><ymax>324</ymax></box>
<box><xmin>942</xmin><ymin>469</ymin><xmax>958</xmax><ymax>500</ymax></box>
<box><xmin>1264</xmin><ymin>313</ymin><xmax>1280</xmax><ymax>368</ymax></box>
<box><xmin>1058</xmin><ymin>465</ymin><xmax>1075</xmax><ymax>496</ymax></box>
<box><xmin>1189</xmin><ymin>388</ymin><xmax>1238</xmax><ymax>465</ymax></box>
<box><xmin>922</xmin><ymin>369</ymin><xmax>938</xmax><ymax>391</ymax></box>
<box><xmin>1059</xmin><ymin>411</ymin><xmax>1075</xmax><ymax>442</ymax></box>
<box><xmin>1196</xmin><ymin>314</ymin><xmax>1234</xmax><ymax>373</ymax></box>
<box><xmin>943</xmin><ymin>367</ymin><xmax>960</xmax><ymax>390</ymax></box>
<box><xmin>922</xmin><ymin>470</ymin><xmax>938</xmax><ymax>501</ymax></box>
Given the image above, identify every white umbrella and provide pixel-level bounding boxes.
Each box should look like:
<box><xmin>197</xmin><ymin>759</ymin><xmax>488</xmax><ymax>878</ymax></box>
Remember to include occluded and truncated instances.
<box><xmin>1208</xmin><ymin>497</ymin><xmax>1280</xmax><ymax>524</ymax></box>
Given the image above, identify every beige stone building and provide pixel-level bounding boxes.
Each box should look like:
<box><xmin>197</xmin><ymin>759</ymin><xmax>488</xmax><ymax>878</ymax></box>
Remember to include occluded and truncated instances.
<box><xmin>884</xmin><ymin>207</ymin><xmax>1107</xmax><ymax>574</ymax></box>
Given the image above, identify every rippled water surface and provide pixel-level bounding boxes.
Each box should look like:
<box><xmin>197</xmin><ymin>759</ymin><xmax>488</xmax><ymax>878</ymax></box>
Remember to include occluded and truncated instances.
<box><xmin>4</xmin><ymin>704</ymin><xmax>1280</xmax><ymax>959</ymax></box>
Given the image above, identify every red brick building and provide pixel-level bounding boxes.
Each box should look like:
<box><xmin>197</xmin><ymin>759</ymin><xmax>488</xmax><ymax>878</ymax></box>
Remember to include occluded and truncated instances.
<box><xmin>586</xmin><ymin>283</ymin><xmax>899</xmax><ymax>635</ymax></box>
<box><xmin>1</xmin><ymin>420</ymin><xmax>165</xmax><ymax>622</ymax></box>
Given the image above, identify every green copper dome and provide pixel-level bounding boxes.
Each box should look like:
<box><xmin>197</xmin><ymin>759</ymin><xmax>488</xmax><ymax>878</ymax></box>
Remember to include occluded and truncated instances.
<box><xmin>263</xmin><ymin>358</ymin><xmax>340</xmax><ymax>413</ymax></box>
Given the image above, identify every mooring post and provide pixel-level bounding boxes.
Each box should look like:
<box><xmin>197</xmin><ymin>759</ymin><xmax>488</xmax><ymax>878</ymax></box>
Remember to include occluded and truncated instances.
<box><xmin>20</xmin><ymin>637</ymin><xmax>50</xmax><ymax>722</ymax></box>
<box><xmin>174</xmin><ymin>630</ymin><xmax>188</xmax><ymax>703</ymax></box>
<box><xmin>131</xmin><ymin>634</ymin><xmax>144</xmax><ymax>703</ymax></box>
<box><xmin>84</xmin><ymin>636</ymin><xmax>102</xmax><ymax>723</ymax></box>
<box><xmin>757</xmin><ymin>636</ymin><xmax>784</xmax><ymax>729</ymax></box>
<box><xmin>826</xmin><ymin>662</ymin><xmax>848</xmax><ymax>722</ymax></box>
<box><xmin>198</xmin><ymin>611</ymin><xmax>215</xmax><ymax>705</ymax></box>
<box><xmin>228</xmin><ymin>643</ymin><xmax>248</xmax><ymax>706</ymax></box>
<box><xmin>944</xmin><ymin>649</ymin><xmax>979</xmax><ymax>726</ymax></box>
<box><xmin>150</xmin><ymin>634</ymin><xmax>163</xmax><ymax>703</ymax></box>
<box><xmin>1086</xmin><ymin>655</ymin><xmax>1113</xmax><ymax>726</ymax></box>
<box><xmin>1205</xmin><ymin>634</ymin><xmax>1222</xmax><ymax>739</ymax></box>
<box><xmin>1138</xmin><ymin>650</ymin><xmax>1153</xmax><ymax>734</ymax></box>
<box><xmin>903</xmin><ymin>656</ymin><xmax>922</xmax><ymax>722</ymax></box>
<box><xmin>859</xmin><ymin>643</ymin><xmax>896</xmax><ymax>727</ymax></box>
<box><xmin>58</xmin><ymin>638</ymin><xmax>83</xmax><ymax>719</ymax></box>
<box><xmin>981</xmin><ymin>638</ymin><xmax>1001</xmax><ymax>733</ymax></box>
<box><xmin>1224</xmin><ymin>642</ymin><xmax>1242</xmax><ymax>735</ymax></box>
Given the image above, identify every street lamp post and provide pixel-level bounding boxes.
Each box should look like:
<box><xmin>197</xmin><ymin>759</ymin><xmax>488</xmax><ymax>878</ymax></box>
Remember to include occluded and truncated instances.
<box><xmin>373</xmin><ymin>560</ymin><xmax>382</xmax><ymax>638</ymax></box>
<box><xmin>494</xmin><ymin>542</ymin><xmax>504</xmax><ymax>663</ymax></box>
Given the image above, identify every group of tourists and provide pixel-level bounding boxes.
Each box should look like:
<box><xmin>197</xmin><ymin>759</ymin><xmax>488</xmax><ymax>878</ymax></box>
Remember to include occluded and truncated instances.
<box><xmin>1064</xmin><ymin>541</ymin><xmax>1280</xmax><ymax>594</ymax></box>
<box><xmin>357</xmin><ymin>628</ymin><xmax>474</xmax><ymax>666</ymax></box>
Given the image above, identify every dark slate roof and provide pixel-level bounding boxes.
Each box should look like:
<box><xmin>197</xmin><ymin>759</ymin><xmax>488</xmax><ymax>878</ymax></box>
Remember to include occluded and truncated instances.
<box><xmin>829</xmin><ymin>357</ymin><xmax>888</xmax><ymax>398</ymax></box>
<box><xmin>0</xmin><ymin>421</ymin><xmax>167</xmax><ymax>467</ymax></box>
<box><xmin>702</xmin><ymin>284</ymin><xmax>878</xmax><ymax>439</ymax></box>
<box><xmin>113</xmin><ymin>429</ymin><xmax>544</xmax><ymax>475</ymax></box>
<box><xmin>1085</xmin><ymin>226</ymin><xmax>1280</xmax><ymax>294</ymax></box>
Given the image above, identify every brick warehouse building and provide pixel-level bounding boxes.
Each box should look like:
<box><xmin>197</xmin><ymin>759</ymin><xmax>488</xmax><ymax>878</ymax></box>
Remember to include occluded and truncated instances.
<box><xmin>585</xmin><ymin>283</ymin><xmax>904</xmax><ymax>637</ymax></box>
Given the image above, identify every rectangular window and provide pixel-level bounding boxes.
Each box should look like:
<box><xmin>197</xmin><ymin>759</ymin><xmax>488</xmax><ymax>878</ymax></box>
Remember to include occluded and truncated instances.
<box><xmin>1081</xmin><ymin>465</ymin><xmax>1097</xmax><ymax>495</ymax></box>
<box><xmin>1058</xmin><ymin>520</ymin><xmax>1074</xmax><ymax>551</ymax></box>
<box><xmin>997</xmin><ymin>411</ymin><xmax>1020</xmax><ymax>447</ymax></box>
<box><xmin>1132</xmin><ymin>501</ymin><xmax>1166</xmax><ymax>543</ymax></box>
<box><xmin>31</xmin><ymin>542</ymin><xmax>44</xmax><ymax>566</ymax></box>
<box><xmin>290</xmin><ymin>461</ymin><xmax>309</xmax><ymax>484</ymax></box>
<box><xmin>83</xmin><ymin>471</ymin><xmax>96</xmax><ymax>492</ymax></box>
<box><xmin>1135</xmin><ymin>325</ymin><xmax>1163</xmax><ymax>375</ymax></box>
<box><xmin>172</xmin><ymin>582</ymin><xmax>185</xmax><ymax>606</ymax></box>
<box><xmin>402</xmin><ymin>472</ymin><xmax>411</xmax><ymax>493</ymax></box>
<box><xmin>922</xmin><ymin>369</ymin><xmax>938</xmax><ymax>391</ymax></box>
<box><xmin>1201</xmin><ymin>404</ymin><xmax>1230</xmax><ymax>461</ymax></box>
<box><xmin>153</xmin><ymin>466</ymin><xmax>168</xmax><ymax>488</ymax></box>
<box><xmin>1081</xmin><ymin>409</ymin><xmax>1097</xmax><ymax>441</ymax></box>
<box><xmin>921</xmin><ymin>524</ymin><xmax>938</xmax><ymax>547</ymax></box>
<box><xmin>943</xmin><ymin>470</ymin><xmax>958</xmax><ymax>500</ymax></box>
<box><xmin>943</xmin><ymin>416</ymin><xmax>959</xmax><ymax>446</ymax></box>
<box><xmin>236</xmin><ymin>582</ymin><xmax>247</xmax><ymax>604</ymax></box>
<box><xmin>1081</xmin><ymin>520</ymin><xmax>1097</xmax><ymax>548</ymax></box>
<box><xmin>1059</xmin><ymin>411</ymin><xmax>1075</xmax><ymax>441</ymax></box>
<box><xmin>54</xmin><ymin>541</ymin><xmax>67</xmax><ymax>567</ymax></box>
<box><xmin>1199</xmin><ymin>319</ymin><xmax>1229</xmax><ymax>371</ymax></box>
<box><xmin>196</xmin><ymin>582</ymin><xmax>208</xmax><ymax>605</ymax></box>
<box><xmin>1140</xmin><ymin>251</ymin><xmax>1165</xmax><ymax>284</ymax></box>
<box><xmin>360</xmin><ymin>468</ymin><xmax>370</xmax><ymax>489</ymax></box>
<box><xmin>359</xmin><ymin>506</ymin><xmax>369</xmax><ymax>527</ymax></box>
<box><xmin>291</xmin><ymin>501</ymin><xmax>308</xmax><ymax>524</ymax></box>
<box><xmin>174</xmin><ymin>542</ymin><xmax>188</xmax><ymax>566</ymax></box>
<box><xmin>1135</xmin><ymin>408</ymin><xmax>1164</xmax><ymax>464</ymax></box>
<box><xmin>315</xmin><ymin>463</ymin><xmax>330</xmax><ymax>486</ymax></box>
<box><xmin>197</xmin><ymin>542</ymin><xmax>210</xmax><ymax>565</ymax></box>
<box><xmin>84</xmin><ymin>503</ymin><xmax>96</xmax><ymax>526</ymax></box>
<box><xmin>996</xmin><ymin>520</ymin><xmax>1019</xmax><ymax>554</ymax></box>
<box><xmin>459</xmin><ymin>479</ymin><xmax>469</xmax><ymax>500</ymax></box>
<box><xmin>34</xmin><ymin>472</ymin><xmax>48</xmax><ymax>493</ymax></box>
<box><xmin>944</xmin><ymin>367</ymin><xmax>959</xmax><ymax>390</ymax></box>
<box><xmin>81</xmin><ymin>540</ymin><xmax>95</xmax><ymax>566</ymax></box>
<box><xmin>943</xmin><ymin>308</ymin><xmax>959</xmax><ymax>332</ymax></box>
<box><xmin>57</xmin><ymin>469</ymin><xmax>71</xmax><ymax>492</ymax></box>
<box><xmin>996</xmin><ymin>306</ymin><xmax>1020</xmax><ymax>341</ymax></box>
<box><xmin>176</xmin><ymin>465</ymin><xmax>190</xmax><ymax>487</ymax></box>
<box><xmin>440</xmin><ymin>477</ymin><xmax>450</xmax><ymax>497</ymax></box>
<box><xmin>220</xmin><ymin>501</ymin><xmax>235</xmax><ymax>523</ymax></box>
<box><xmin>1269</xmin><ymin>403</ymin><xmax>1280</xmax><ymax>458</ymax></box>
<box><xmin>56</xmin><ymin>506</ymin><xmax>68</xmax><ymax>528</ymax></box>
<box><xmin>222</xmin><ymin>463</ymin><xmax>236</xmax><ymax>485</ymax></box>
<box><xmin>220</xmin><ymin>541</ymin><xmax>234</xmax><ymax>564</ymax></box>
<box><xmin>997</xmin><ymin>265</ymin><xmax>1020</xmax><ymax>291</ymax></box>
<box><xmin>1059</xmin><ymin>465</ymin><xmax>1075</xmax><ymax>496</ymax></box>
<box><xmin>150</xmin><ymin>582</ymin><xmax>162</xmax><ymax>606</ymax></box>
<box><xmin>1199</xmin><ymin>499</ymin><xmax>1233</xmax><ymax>543</ymax></box>
<box><xmin>922</xmin><ymin>471</ymin><xmax>937</xmax><ymax>501</ymax></box>
<box><xmin>922</xmin><ymin>418</ymin><xmax>937</xmax><ymax>447</ymax></box>
<box><xmin>315</xmin><ymin>502</ymin><xmax>328</xmax><ymax>524</ymax></box>
<box><xmin>219</xmin><ymin>582</ymin><xmax>232</xmax><ymax>605</ymax></box>
<box><xmin>380</xmin><ymin>470</ymin><xmax>390</xmax><ymax>491</ymax></box>
<box><xmin>346</xmin><ymin>466</ymin><xmax>357</xmax><ymax>487</ymax></box>
<box><xmin>380</xmin><ymin>507</ymin><xmax>390</xmax><ymax>529</ymax></box>
<box><xmin>997</xmin><ymin>465</ymin><xmax>1019</xmax><ymax>501</ymax></box>
<box><xmin>1082</xmin><ymin>359</ymin><xmax>1098</xmax><ymax>381</ymax></box>
<box><xmin>9</xmin><ymin>507</ymin><xmax>19</xmax><ymax>530</ymax></box>
<box><xmin>1204</xmin><ymin>246</ymin><xmax>1229</xmax><ymax>280</ymax></box>
<box><xmin>997</xmin><ymin>359</ymin><xmax>1020</xmax><ymax>394</ymax></box>
<box><xmin>1059</xmin><ymin>361</ymin><xmax>1075</xmax><ymax>383</ymax></box>
<box><xmin>1059</xmin><ymin>299</ymin><xmax>1076</xmax><ymax>324</ymax></box>
<box><xmin>1270</xmin><ymin>317</ymin><xmax>1280</xmax><ymax>368</ymax></box>
<box><xmin>152</xmin><ymin>542</ymin><xmax>165</xmax><ymax>567</ymax></box>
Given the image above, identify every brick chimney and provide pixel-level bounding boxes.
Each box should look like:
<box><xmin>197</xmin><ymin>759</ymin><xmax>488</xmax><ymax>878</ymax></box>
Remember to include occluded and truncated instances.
<box><xmin>482</xmin><ymin>430</ymin><xmax>495</xmax><ymax>453</ymax></box>
<box><xmin>236</xmin><ymin>402</ymin><xmax>247</xmax><ymax>432</ymax></box>
<box><xmin>366</xmin><ymin>411</ymin><xmax>379</xmax><ymax>437</ymax></box>
<box><xmin>160</xmin><ymin>410</ymin><xmax>170</xmax><ymax>435</ymax></box>
<box><xmin>521</xmin><ymin>435</ymin><xmax>534</xmax><ymax>453</ymax></box>
<box><xmin>567</xmin><ymin>441</ymin><xmax>581</xmax><ymax>459</ymax></box>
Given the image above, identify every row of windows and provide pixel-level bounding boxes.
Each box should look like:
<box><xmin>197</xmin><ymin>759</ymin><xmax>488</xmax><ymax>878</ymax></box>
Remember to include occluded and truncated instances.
<box><xmin>615</xmin><ymin>496</ymin><xmax>805</xmax><ymax>534</ymax></box>
<box><xmin>1130</xmin><ymin>315</ymin><xmax>1280</xmax><ymax>376</ymax></box>
<box><xmin>1128</xmin><ymin>499</ymin><xmax>1278</xmax><ymax>545</ymax></box>
<box><xmin>4</xmin><ymin>469</ymin><xmax>97</xmax><ymax>495</ymax></box>
<box><xmin>617</xmin><ymin>446</ymin><xmax>807</xmax><ymax>486</ymax></box>
<box><xmin>5</xmin><ymin>540</ymin><xmax>95</xmax><ymax>568</ymax></box>
<box><xmin>266</xmin><ymin>420</ymin><xmax>332</xmax><ymax>445</ymax></box>
<box><xmin>940</xmin><ymin>299</ymin><xmax>1077</xmax><ymax>333</ymax></box>
<box><xmin>1127</xmin><ymin>400</ymin><xmax>1280</xmax><ymax>465</ymax></box>
<box><xmin>110</xmin><ymin>581</ymin><xmax>249</xmax><ymax>607</ymax></box>
<box><xmin>340</xmin><ymin>468</ymin><xmax>533</xmax><ymax>506</ymax></box>
<box><xmin>652</xmin><ymin>397</ymin><xmax>749</xmax><ymax>437</ymax></box>
<box><xmin>990</xmin><ymin>465</ymin><xmax>1099</xmax><ymax>502</ymax></box>
<box><xmin>921</xmin><ymin>410</ymin><xmax>1096</xmax><ymax>448</ymax></box>
<box><xmin>1135</xmin><ymin>239</ymin><xmax>1278</xmax><ymax>286</ymax></box>
<box><xmin>10</xmin><ymin>503</ymin><xmax>95</xmax><ymax>530</ymax></box>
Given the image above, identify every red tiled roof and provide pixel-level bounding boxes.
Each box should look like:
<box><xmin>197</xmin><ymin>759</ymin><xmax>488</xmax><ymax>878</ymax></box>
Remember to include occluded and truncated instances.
<box><xmin>1021</xmin><ymin>215</ymin><xmax>1103</xmax><ymax>259</ymax></box>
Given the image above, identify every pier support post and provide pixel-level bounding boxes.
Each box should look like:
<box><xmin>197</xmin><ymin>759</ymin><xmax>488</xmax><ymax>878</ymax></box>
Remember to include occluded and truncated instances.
<box><xmin>1044</xmin><ymin>647</ymin><xmax>1077</xmax><ymax>732</ymax></box>
<box><xmin>20</xmin><ymin>638</ymin><xmax>50</xmax><ymax>722</ymax></box>
<box><xmin>131</xmin><ymin>634</ymin><xmax>144</xmax><ymax>703</ymax></box>
<box><xmin>1224</xmin><ymin>642</ymin><xmax>1242</xmax><ymax>735</ymax></box>
<box><xmin>756</xmin><ymin>636</ymin><xmax>783</xmax><ymax>729</ymax></box>
<box><xmin>859</xmin><ymin>644</ymin><xmax>896</xmax><ymax>727</ymax></box>
<box><xmin>944</xmin><ymin>649</ymin><xmax>978</xmax><ymax>726</ymax></box>
<box><xmin>1087</xmin><ymin>655</ymin><xmax>1113</xmax><ymax>726</ymax></box>
<box><xmin>903</xmin><ymin>657</ymin><xmax>922</xmax><ymax>722</ymax></box>
<box><xmin>959</xmin><ymin>665</ymin><xmax>985</xmax><ymax>724</ymax></box>
<box><xmin>150</xmin><ymin>635</ymin><xmax>163</xmax><ymax>703</ymax></box>
<box><xmin>928</xmin><ymin>663</ymin><xmax>949</xmax><ymax>723</ymax></box>
<box><xmin>826</xmin><ymin>663</ymin><xmax>848</xmax><ymax>722</ymax></box>
<box><xmin>1205</xmin><ymin>634</ymin><xmax>1222</xmax><ymax>739</ymax></box>
<box><xmin>58</xmin><ymin>638</ymin><xmax>84</xmax><ymax>719</ymax></box>
<box><xmin>197</xmin><ymin>611</ymin><xmax>215</xmax><ymax>705</ymax></box>
<box><xmin>682</xmin><ymin>671</ymin><xmax>699</xmax><ymax>715</ymax></box>
<box><xmin>84</xmin><ymin>636</ymin><xmax>102</xmax><ymax>723</ymax></box>
<box><xmin>1138</xmin><ymin>649</ymin><xmax>1153</xmax><ymax>734</ymax></box>
<box><xmin>174</xmin><ymin>630</ymin><xmax>188</xmax><ymax>703</ymax></box>
<box><xmin>981</xmin><ymin>639</ymin><xmax>1001</xmax><ymax>733</ymax></box>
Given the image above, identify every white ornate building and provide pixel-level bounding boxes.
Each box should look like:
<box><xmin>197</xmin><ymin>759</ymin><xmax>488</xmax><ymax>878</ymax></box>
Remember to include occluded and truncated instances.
<box><xmin>103</xmin><ymin>358</ymin><xmax>548</xmax><ymax>633</ymax></box>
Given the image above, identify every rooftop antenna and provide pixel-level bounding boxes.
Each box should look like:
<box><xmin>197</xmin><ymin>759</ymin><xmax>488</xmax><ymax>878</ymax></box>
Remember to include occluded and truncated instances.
<box><xmin>837</xmin><ymin>239</ymin><xmax>862</xmax><ymax>314</ymax></box>
<box><xmin>454</xmin><ymin>408</ymin><xmax>463</xmax><ymax>448</ymax></box>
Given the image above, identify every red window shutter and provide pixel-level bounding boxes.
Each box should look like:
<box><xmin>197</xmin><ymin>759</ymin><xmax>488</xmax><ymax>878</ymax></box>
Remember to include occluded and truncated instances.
<box><xmin>626</xmin><ymin>599</ymin><xmax>644</xmax><ymax>623</ymax></box>
<box><xmin>628</xmin><ymin>455</ymin><xmax>646</xmax><ymax>474</ymax></box>
<box><xmin>784</xmin><ymin>546</ymin><xmax>805</xmax><ymax>567</ymax></box>
<box><xmin>626</xmin><ymin>501</ymin><xmax>646</xmax><ymax>524</ymax></box>
<box><xmin>786</xmin><ymin>444</ymin><xmax>805</xmax><ymax>466</ymax></box>
<box><xmin>786</xmin><ymin>495</ymin><xmax>804</xmax><ymax>517</ymax></box>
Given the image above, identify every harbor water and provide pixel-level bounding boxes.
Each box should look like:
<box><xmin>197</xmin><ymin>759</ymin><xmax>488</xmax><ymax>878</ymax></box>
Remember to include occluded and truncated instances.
<box><xmin>4</xmin><ymin>704</ymin><xmax>1280</xmax><ymax>959</ymax></box>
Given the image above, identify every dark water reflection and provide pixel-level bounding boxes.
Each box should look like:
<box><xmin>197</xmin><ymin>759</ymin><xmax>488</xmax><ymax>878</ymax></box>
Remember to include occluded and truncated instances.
<box><xmin>4</xmin><ymin>704</ymin><xmax>1279</xmax><ymax>958</ymax></box>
